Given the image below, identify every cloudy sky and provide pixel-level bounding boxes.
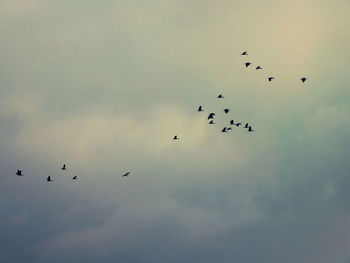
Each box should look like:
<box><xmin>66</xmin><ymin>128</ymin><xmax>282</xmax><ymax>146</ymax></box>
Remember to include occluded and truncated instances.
<box><xmin>0</xmin><ymin>0</ymin><xmax>349</xmax><ymax>262</ymax></box>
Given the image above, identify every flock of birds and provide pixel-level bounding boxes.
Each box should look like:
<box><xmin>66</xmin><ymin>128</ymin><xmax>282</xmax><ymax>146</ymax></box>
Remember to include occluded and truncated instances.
<box><xmin>15</xmin><ymin>51</ymin><xmax>308</xmax><ymax>181</ymax></box>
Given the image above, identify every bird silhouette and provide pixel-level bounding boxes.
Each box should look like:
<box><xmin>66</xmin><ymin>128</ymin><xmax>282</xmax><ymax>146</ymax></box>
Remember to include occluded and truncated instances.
<box><xmin>256</xmin><ymin>66</ymin><xmax>262</xmax><ymax>70</ymax></box>
<box><xmin>268</xmin><ymin>77</ymin><xmax>275</xmax><ymax>82</ymax></box>
<box><xmin>72</xmin><ymin>176</ymin><xmax>78</xmax><ymax>180</ymax></box>
<box><xmin>235</xmin><ymin>123</ymin><xmax>242</xmax><ymax>127</ymax></box>
<box><xmin>198</xmin><ymin>106</ymin><xmax>204</xmax><ymax>112</ymax></box>
<box><xmin>301</xmin><ymin>77</ymin><xmax>308</xmax><ymax>83</ymax></box>
<box><xmin>46</xmin><ymin>176</ymin><xmax>52</xmax><ymax>182</ymax></box>
<box><xmin>173</xmin><ymin>135</ymin><xmax>179</xmax><ymax>140</ymax></box>
<box><xmin>245</xmin><ymin>62</ymin><xmax>251</xmax><ymax>68</ymax></box>
<box><xmin>224</xmin><ymin>108</ymin><xmax>230</xmax><ymax>114</ymax></box>
<box><xmin>222</xmin><ymin>127</ymin><xmax>228</xmax><ymax>133</ymax></box>
<box><xmin>241</xmin><ymin>51</ymin><xmax>248</xmax><ymax>55</ymax></box>
<box><xmin>61</xmin><ymin>164</ymin><xmax>67</xmax><ymax>170</ymax></box>
<box><xmin>244</xmin><ymin>123</ymin><xmax>249</xmax><ymax>128</ymax></box>
<box><xmin>122</xmin><ymin>172</ymin><xmax>130</xmax><ymax>177</ymax></box>
<box><xmin>16</xmin><ymin>170</ymin><xmax>23</xmax><ymax>176</ymax></box>
<box><xmin>208</xmin><ymin>113</ymin><xmax>215</xmax><ymax>119</ymax></box>
<box><xmin>217</xmin><ymin>94</ymin><xmax>224</xmax><ymax>98</ymax></box>
<box><xmin>209</xmin><ymin>120</ymin><xmax>215</xmax><ymax>124</ymax></box>
<box><xmin>248</xmin><ymin>126</ymin><xmax>254</xmax><ymax>132</ymax></box>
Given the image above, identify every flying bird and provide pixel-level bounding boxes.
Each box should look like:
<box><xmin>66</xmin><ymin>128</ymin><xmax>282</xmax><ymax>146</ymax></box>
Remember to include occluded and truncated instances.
<box><xmin>244</xmin><ymin>123</ymin><xmax>249</xmax><ymax>128</ymax></box>
<box><xmin>217</xmin><ymin>94</ymin><xmax>224</xmax><ymax>98</ymax></box>
<box><xmin>224</xmin><ymin>108</ymin><xmax>230</xmax><ymax>114</ymax></box>
<box><xmin>245</xmin><ymin>62</ymin><xmax>251</xmax><ymax>68</ymax></box>
<box><xmin>208</xmin><ymin>113</ymin><xmax>215</xmax><ymax>119</ymax></box>
<box><xmin>256</xmin><ymin>66</ymin><xmax>262</xmax><ymax>70</ymax></box>
<box><xmin>122</xmin><ymin>172</ymin><xmax>130</xmax><ymax>177</ymax></box>
<box><xmin>241</xmin><ymin>51</ymin><xmax>248</xmax><ymax>55</ymax></box>
<box><xmin>268</xmin><ymin>77</ymin><xmax>275</xmax><ymax>82</ymax></box>
<box><xmin>61</xmin><ymin>164</ymin><xmax>67</xmax><ymax>170</ymax></box>
<box><xmin>72</xmin><ymin>176</ymin><xmax>78</xmax><ymax>180</ymax></box>
<box><xmin>173</xmin><ymin>135</ymin><xmax>179</xmax><ymax>140</ymax></box>
<box><xmin>235</xmin><ymin>123</ymin><xmax>242</xmax><ymax>127</ymax></box>
<box><xmin>248</xmin><ymin>126</ymin><xmax>254</xmax><ymax>132</ymax></box>
<box><xmin>46</xmin><ymin>176</ymin><xmax>52</xmax><ymax>182</ymax></box>
<box><xmin>301</xmin><ymin>77</ymin><xmax>308</xmax><ymax>83</ymax></box>
<box><xmin>16</xmin><ymin>170</ymin><xmax>23</xmax><ymax>176</ymax></box>
<box><xmin>209</xmin><ymin>120</ymin><xmax>215</xmax><ymax>124</ymax></box>
<box><xmin>197</xmin><ymin>106</ymin><xmax>204</xmax><ymax>112</ymax></box>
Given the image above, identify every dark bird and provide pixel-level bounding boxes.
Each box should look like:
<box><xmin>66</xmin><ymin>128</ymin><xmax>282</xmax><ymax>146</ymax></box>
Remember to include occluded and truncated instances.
<box><xmin>208</xmin><ymin>113</ymin><xmax>216</xmax><ymax>119</ymax></box>
<box><xmin>46</xmin><ymin>176</ymin><xmax>52</xmax><ymax>182</ymax></box>
<box><xmin>245</xmin><ymin>62</ymin><xmax>251</xmax><ymax>68</ymax></box>
<box><xmin>72</xmin><ymin>176</ymin><xmax>78</xmax><ymax>180</ymax></box>
<box><xmin>301</xmin><ymin>77</ymin><xmax>308</xmax><ymax>83</ymax></box>
<box><xmin>230</xmin><ymin>120</ymin><xmax>234</xmax><ymax>125</ymax></box>
<box><xmin>61</xmin><ymin>164</ymin><xmax>67</xmax><ymax>170</ymax></box>
<box><xmin>209</xmin><ymin>120</ymin><xmax>215</xmax><ymax>124</ymax></box>
<box><xmin>256</xmin><ymin>66</ymin><xmax>262</xmax><ymax>70</ymax></box>
<box><xmin>224</xmin><ymin>108</ymin><xmax>230</xmax><ymax>114</ymax></box>
<box><xmin>235</xmin><ymin>123</ymin><xmax>242</xmax><ymax>127</ymax></box>
<box><xmin>16</xmin><ymin>170</ymin><xmax>23</xmax><ymax>176</ymax></box>
<box><xmin>241</xmin><ymin>51</ymin><xmax>248</xmax><ymax>55</ymax></box>
<box><xmin>122</xmin><ymin>172</ymin><xmax>130</xmax><ymax>177</ymax></box>
<box><xmin>244</xmin><ymin>123</ymin><xmax>249</xmax><ymax>128</ymax></box>
<box><xmin>197</xmin><ymin>106</ymin><xmax>204</xmax><ymax>112</ymax></box>
<box><xmin>217</xmin><ymin>94</ymin><xmax>224</xmax><ymax>98</ymax></box>
<box><xmin>248</xmin><ymin>126</ymin><xmax>254</xmax><ymax>132</ymax></box>
<box><xmin>268</xmin><ymin>77</ymin><xmax>275</xmax><ymax>82</ymax></box>
<box><xmin>173</xmin><ymin>135</ymin><xmax>179</xmax><ymax>140</ymax></box>
<box><xmin>222</xmin><ymin>127</ymin><xmax>228</xmax><ymax>133</ymax></box>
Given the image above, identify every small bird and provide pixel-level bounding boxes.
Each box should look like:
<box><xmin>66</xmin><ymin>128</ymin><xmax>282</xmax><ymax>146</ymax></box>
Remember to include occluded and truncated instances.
<box><xmin>47</xmin><ymin>176</ymin><xmax>52</xmax><ymax>182</ymax></box>
<box><xmin>122</xmin><ymin>172</ymin><xmax>130</xmax><ymax>177</ymax></box>
<box><xmin>268</xmin><ymin>77</ymin><xmax>275</xmax><ymax>82</ymax></box>
<box><xmin>244</xmin><ymin>123</ymin><xmax>249</xmax><ymax>128</ymax></box>
<box><xmin>248</xmin><ymin>126</ymin><xmax>254</xmax><ymax>132</ymax></box>
<box><xmin>72</xmin><ymin>176</ymin><xmax>78</xmax><ymax>180</ymax></box>
<box><xmin>256</xmin><ymin>66</ymin><xmax>262</xmax><ymax>70</ymax></box>
<box><xmin>61</xmin><ymin>164</ymin><xmax>67</xmax><ymax>170</ymax></box>
<box><xmin>197</xmin><ymin>106</ymin><xmax>204</xmax><ymax>112</ymax></box>
<box><xmin>218</xmin><ymin>94</ymin><xmax>224</xmax><ymax>98</ymax></box>
<box><xmin>301</xmin><ymin>77</ymin><xmax>308</xmax><ymax>83</ymax></box>
<box><xmin>209</xmin><ymin>120</ymin><xmax>215</xmax><ymax>124</ymax></box>
<box><xmin>222</xmin><ymin>127</ymin><xmax>228</xmax><ymax>133</ymax></box>
<box><xmin>245</xmin><ymin>62</ymin><xmax>251</xmax><ymax>68</ymax></box>
<box><xmin>173</xmin><ymin>135</ymin><xmax>179</xmax><ymax>140</ymax></box>
<box><xmin>235</xmin><ymin>123</ymin><xmax>242</xmax><ymax>127</ymax></box>
<box><xmin>224</xmin><ymin>108</ymin><xmax>230</xmax><ymax>114</ymax></box>
<box><xmin>230</xmin><ymin>120</ymin><xmax>234</xmax><ymax>125</ymax></box>
<box><xmin>16</xmin><ymin>170</ymin><xmax>23</xmax><ymax>176</ymax></box>
<box><xmin>241</xmin><ymin>51</ymin><xmax>248</xmax><ymax>55</ymax></box>
<box><xmin>208</xmin><ymin>113</ymin><xmax>216</xmax><ymax>119</ymax></box>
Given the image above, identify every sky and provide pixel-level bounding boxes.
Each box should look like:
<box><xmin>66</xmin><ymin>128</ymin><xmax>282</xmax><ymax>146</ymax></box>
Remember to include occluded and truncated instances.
<box><xmin>0</xmin><ymin>0</ymin><xmax>350</xmax><ymax>262</ymax></box>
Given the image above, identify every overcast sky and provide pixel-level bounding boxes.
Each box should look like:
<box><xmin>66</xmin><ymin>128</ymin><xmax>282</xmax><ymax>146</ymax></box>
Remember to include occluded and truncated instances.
<box><xmin>0</xmin><ymin>0</ymin><xmax>350</xmax><ymax>262</ymax></box>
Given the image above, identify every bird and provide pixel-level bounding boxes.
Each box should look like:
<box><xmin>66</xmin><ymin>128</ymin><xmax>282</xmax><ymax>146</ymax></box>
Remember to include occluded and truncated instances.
<box><xmin>197</xmin><ymin>106</ymin><xmax>204</xmax><ymax>112</ymax></box>
<box><xmin>256</xmin><ymin>66</ymin><xmax>262</xmax><ymax>70</ymax></box>
<box><xmin>301</xmin><ymin>77</ymin><xmax>308</xmax><ymax>83</ymax></box>
<box><xmin>268</xmin><ymin>77</ymin><xmax>275</xmax><ymax>82</ymax></box>
<box><xmin>61</xmin><ymin>164</ymin><xmax>67</xmax><ymax>170</ymax></box>
<box><xmin>241</xmin><ymin>51</ymin><xmax>248</xmax><ymax>55</ymax></box>
<box><xmin>224</xmin><ymin>108</ymin><xmax>230</xmax><ymax>114</ymax></box>
<box><xmin>248</xmin><ymin>126</ymin><xmax>254</xmax><ymax>132</ymax></box>
<box><xmin>122</xmin><ymin>172</ymin><xmax>130</xmax><ymax>177</ymax></box>
<box><xmin>173</xmin><ymin>135</ymin><xmax>179</xmax><ymax>140</ymax></box>
<box><xmin>230</xmin><ymin>120</ymin><xmax>234</xmax><ymax>125</ymax></box>
<box><xmin>16</xmin><ymin>170</ymin><xmax>23</xmax><ymax>176</ymax></box>
<box><xmin>209</xmin><ymin>120</ymin><xmax>215</xmax><ymax>124</ymax></box>
<box><xmin>208</xmin><ymin>113</ymin><xmax>215</xmax><ymax>119</ymax></box>
<box><xmin>72</xmin><ymin>176</ymin><xmax>78</xmax><ymax>180</ymax></box>
<box><xmin>235</xmin><ymin>123</ymin><xmax>242</xmax><ymax>127</ymax></box>
<box><xmin>46</xmin><ymin>176</ymin><xmax>52</xmax><ymax>182</ymax></box>
<box><xmin>245</xmin><ymin>62</ymin><xmax>251</xmax><ymax>68</ymax></box>
<box><xmin>217</xmin><ymin>94</ymin><xmax>224</xmax><ymax>98</ymax></box>
<box><xmin>244</xmin><ymin>123</ymin><xmax>249</xmax><ymax>128</ymax></box>
<box><xmin>222</xmin><ymin>127</ymin><xmax>228</xmax><ymax>133</ymax></box>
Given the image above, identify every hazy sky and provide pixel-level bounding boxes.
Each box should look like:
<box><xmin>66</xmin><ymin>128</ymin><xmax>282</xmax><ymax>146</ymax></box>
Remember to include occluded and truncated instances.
<box><xmin>1</xmin><ymin>0</ymin><xmax>350</xmax><ymax>262</ymax></box>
